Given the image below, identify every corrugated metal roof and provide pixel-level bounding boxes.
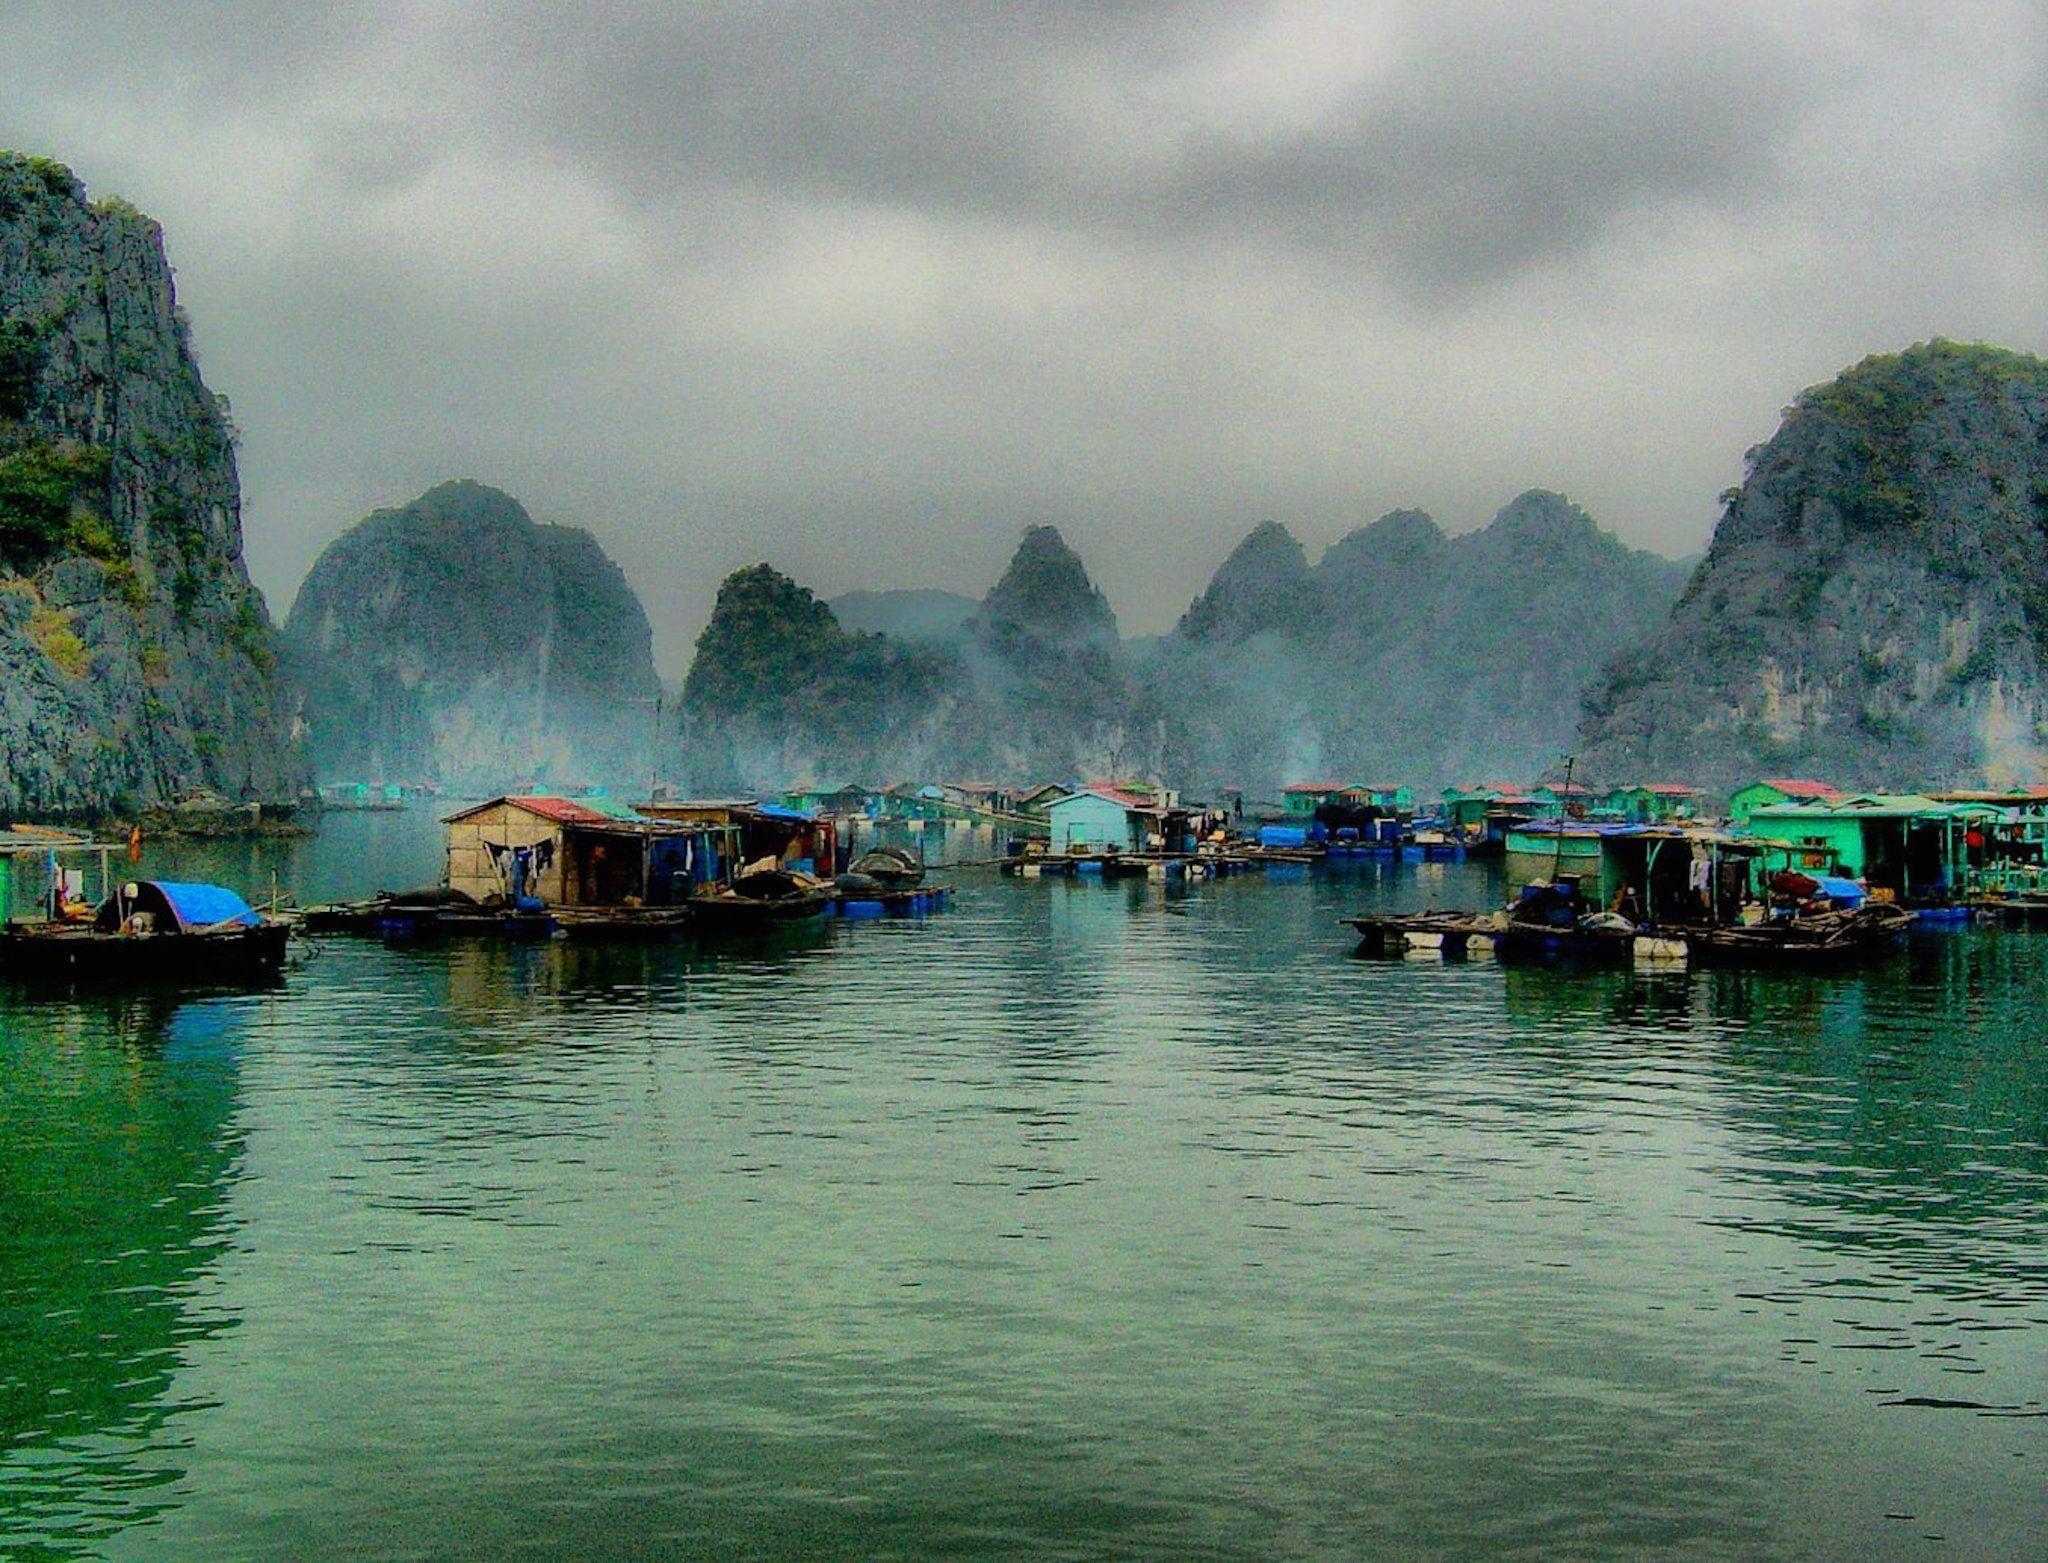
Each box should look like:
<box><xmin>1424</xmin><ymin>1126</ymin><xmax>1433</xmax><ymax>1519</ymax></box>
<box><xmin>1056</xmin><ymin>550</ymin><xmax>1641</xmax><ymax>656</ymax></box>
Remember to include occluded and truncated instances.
<box><xmin>1750</xmin><ymin>794</ymin><xmax>1971</xmax><ymax>819</ymax></box>
<box><xmin>442</xmin><ymin>795</ymin><xmax>619</xmax><ymax>826</ymax></box>
<box><xmin>1756</xmin><ymin>779</ymin><xmax>1843</xmax><ymax>797</ymax></box>
<box><xmin>1056</xmin><ymin>784</ymin><xmax>1163</xmax><ymax>813</ymax></box>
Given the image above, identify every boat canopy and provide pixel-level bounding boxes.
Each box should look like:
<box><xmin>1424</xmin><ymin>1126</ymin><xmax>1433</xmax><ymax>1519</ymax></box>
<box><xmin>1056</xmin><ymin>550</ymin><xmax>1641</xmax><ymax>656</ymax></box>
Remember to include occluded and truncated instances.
<box><xmin>95</xmin><ymin>880</ymin><xmax>261</xmax><ymax>933</ymax></box>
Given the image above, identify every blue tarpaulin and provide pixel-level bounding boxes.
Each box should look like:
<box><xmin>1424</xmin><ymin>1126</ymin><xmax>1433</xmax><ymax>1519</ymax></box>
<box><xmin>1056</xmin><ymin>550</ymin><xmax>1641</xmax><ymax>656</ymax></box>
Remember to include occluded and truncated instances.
<box><xmin>151</xmin><ymin>881</ymin><xmax>261</xmax><ymax>930</ymax></box>
<box><xmin>1815</xmin><ymin>876</ymin><xmax>1867</xmax><ymax>909</ymax></box>
<box><xmin>755</xmin><ymin>803</ymin><xmax>813</xmax><ymax>822</ymax></box>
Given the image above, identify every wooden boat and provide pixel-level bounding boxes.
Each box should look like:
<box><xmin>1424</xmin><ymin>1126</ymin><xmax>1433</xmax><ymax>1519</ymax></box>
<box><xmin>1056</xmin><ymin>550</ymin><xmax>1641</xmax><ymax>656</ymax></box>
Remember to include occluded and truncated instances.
<box><xmin>685</xmin><ymin>871</ymin><xmax>832</xmax><ymax>936</ymax></box>
<box><xmin>1345</xmin><ymin>911</ymin><xmax>1500</xmax><ymax>957</ymax></box>
<box><xmin>298</xmin><ymin>887</ymin><xmax>553</xmax><ymax>942</ymax></box>
<box><xmin>550</xmin><ymin>907</ymin><xmax>693</xmax><ymax>944</ymax></box>
<box><xmin>848</xmin><ymin>847</ymin><xmax>925</xmax><ymax>888</ymax></box>
<box><xmin>1681</xmin><ymin>903</ymin><xmax>1912</xmax><ymax>969</ymax></box>
<box><xmin>0</xmin><ymin>880</ymin><xmax>289</xmax><ymax>986</ymax></box>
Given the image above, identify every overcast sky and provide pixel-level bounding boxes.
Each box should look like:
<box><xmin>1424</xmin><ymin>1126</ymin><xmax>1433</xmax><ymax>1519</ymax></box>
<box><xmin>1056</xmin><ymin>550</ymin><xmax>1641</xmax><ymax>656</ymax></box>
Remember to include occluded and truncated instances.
<box><xmin>4</xmin><ymin>2</ymin><xmax>2045</xmax><ymax>672</ymax></box>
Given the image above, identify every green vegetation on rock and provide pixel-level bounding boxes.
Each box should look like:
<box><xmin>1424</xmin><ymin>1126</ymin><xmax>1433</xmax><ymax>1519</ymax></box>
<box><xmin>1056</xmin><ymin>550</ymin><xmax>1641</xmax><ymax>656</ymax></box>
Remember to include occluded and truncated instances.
<box><xmin>1579</xmin><ymin>339</ymin><xmax>2048</xmax><ymax>789</ymax></box>
<box><xmin>0</xmin><ymin>438</ymin><xmax>111</xmax><ymax>565</ymax></box>
<box><xmin>0</xmin><ymin>149</ymin><xmax>302</xmax><ymax>815</ymax></box>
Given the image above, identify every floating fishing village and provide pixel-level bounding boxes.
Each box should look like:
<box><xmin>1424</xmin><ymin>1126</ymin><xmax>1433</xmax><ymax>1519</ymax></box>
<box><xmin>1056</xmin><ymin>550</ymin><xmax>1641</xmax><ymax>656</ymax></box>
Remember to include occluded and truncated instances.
<box><xmin>7</xmin><ymin>21</ymin><xmax>2048</xmax><ymax>1555</ymax></box>
<box><xmin>6</xmin><ymin>768</ymin><xmax>2048</xmax><ymax>983</ymax></box>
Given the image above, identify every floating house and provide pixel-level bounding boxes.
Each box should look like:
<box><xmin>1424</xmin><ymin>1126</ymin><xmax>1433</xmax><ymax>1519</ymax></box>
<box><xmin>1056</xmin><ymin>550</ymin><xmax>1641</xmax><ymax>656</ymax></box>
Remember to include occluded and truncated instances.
<box><xmin>1014</xmin><ymin>784</ymin><xmax>1072</xmax><ymax>821</ymax></box>
<box><xmin>1502</xmin><ymin>820</ymin><xmax>1811</xmax><ymax>924</ymax></box>
<box><xmin>1281</xmin><ymin>781</ymin><xmax>1346</xmax><ymax>819</ymax></box>
<box><xmin>878</xmin><ymin>783</ymin><xmax>952</xmax><ymax>823</ymax></box>
<box><xmin>1727</xmin><ymin>778</ymin><xmax>1844</xmax><ymax>825</ymax></box>
<box><xmin>442</xmin><ymin>796</ymin><xmax>734</xmax><ymax>907</ymax></box>
<box><xmin>1739</xmin><ymin>794</ymin><xmax>1991</xmax><ymax>899</ymax></box>
<box><xmin>1338</xmin><ymin>783</ymin><xmax>1414</xmax><ymax>813</ymax></box>
<box><xmin>1441</xmin><ymin>784</ymin><xmax>1532</xmax><ymax>836</ymax></box>
<box><xmin>782</xmin><ymin>782</ymin><xmax>875</xmax><ymax>818</ymax></box>
<box><xmin>1048</xmin><ymin>785</ymin><xmax>1195</xmax><ymax>855</ymax></box>
<box><xmin>635</xmin><ymin>798</ymin><xmax>838</xmax><ymax>877</ymax></box>
<box><xmin>1932</xmin><ymin>789</ymin><xmax>2048</xmax><ymax>898</ymax></box>
<box><xmin>1604</xmin><ymin>784</ymin><xmax>1704</xmax><ymax>825</ymax></box>
<box><xmin>1529</xmin><ymin>781</ymin><xmax>1597</xmax><ymax>819</ymax></box>
<box><xmin>939</xmin><ymin>781</ymin><xmax>1014</xmax><ymax>816</ymax></box>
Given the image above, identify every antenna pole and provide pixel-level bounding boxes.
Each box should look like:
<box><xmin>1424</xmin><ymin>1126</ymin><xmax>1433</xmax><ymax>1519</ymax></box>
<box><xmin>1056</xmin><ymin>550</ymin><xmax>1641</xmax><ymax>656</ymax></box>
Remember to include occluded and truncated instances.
<box><xmin>1552</xmin><ymin>754</ymin><xmax>1574</xmax><ymax>885</ymax></box>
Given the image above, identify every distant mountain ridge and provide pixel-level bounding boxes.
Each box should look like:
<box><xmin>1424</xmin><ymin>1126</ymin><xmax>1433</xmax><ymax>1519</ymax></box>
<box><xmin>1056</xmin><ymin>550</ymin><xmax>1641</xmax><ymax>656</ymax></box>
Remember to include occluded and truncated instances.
<box><xmin>683</xmin><ymin>527</ymin><xmax>1146</xmax><ymax>790</ymax></box>
<box><xmin>680</xmin><ymin>497</ymin><xmax>1689</xmax><ymax>793</ymax></box>
<box><xmin>1146</xmin><ymin>490</ymin><xmax>1690</xmax><ymax>792</ymax></box>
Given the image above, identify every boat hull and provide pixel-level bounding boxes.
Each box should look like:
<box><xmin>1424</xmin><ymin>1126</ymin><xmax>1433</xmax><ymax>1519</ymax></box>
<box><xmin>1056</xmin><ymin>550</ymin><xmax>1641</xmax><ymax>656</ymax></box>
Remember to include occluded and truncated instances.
<box><xmin>685</xmin><ymin>892</ymin><xmax>832</xmax><ymax>937</ymax></box>
<box><xmin>0</xmin><ymin>923</ymin><xmax>290</xmax><ymax>986</ymax></box>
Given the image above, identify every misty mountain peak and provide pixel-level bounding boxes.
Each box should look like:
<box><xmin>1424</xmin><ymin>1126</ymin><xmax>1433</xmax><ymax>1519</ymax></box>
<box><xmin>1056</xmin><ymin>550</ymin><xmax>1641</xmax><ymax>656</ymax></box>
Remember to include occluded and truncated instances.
<box><xmin>1484</xmin><ymin>489</ymin><xmax>1606</xmax><ymax>549</ymax></box>
<box><xmin>976</xmin><ymin>524</ymin><xmax>1118</xmax><ymax>645</ymax></box>
<box><xmin>284</xmin><ymin>480</ymin><xmax>658</xmax><ymax>789</ymax></box>
<box><xmin>1177</xmin><ymin>520</ymin><xmax>1319</xmax><ymax>643</ymax></box>
<box><xmin>1315</xmin><ymin>508</ymin><xmax>1448</xmax><ymax>611</ymax></box>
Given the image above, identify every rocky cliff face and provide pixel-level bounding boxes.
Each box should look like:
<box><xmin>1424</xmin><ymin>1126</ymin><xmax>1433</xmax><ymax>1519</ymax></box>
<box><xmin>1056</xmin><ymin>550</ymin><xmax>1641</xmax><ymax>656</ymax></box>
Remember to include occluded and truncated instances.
<box><xmin>1578</xmin><ymin>341</ymin><xmax>2048</xmax><ymax>790</ymax></box>
<box><xmin>283</xmin><ymin>481</ymin><xmax>661</xmax><ymax>791</ymax></box>
<box><xmin>0</xmin><ymin>153</ymin><xmax>302</xmax><ymax>815</ymax></box>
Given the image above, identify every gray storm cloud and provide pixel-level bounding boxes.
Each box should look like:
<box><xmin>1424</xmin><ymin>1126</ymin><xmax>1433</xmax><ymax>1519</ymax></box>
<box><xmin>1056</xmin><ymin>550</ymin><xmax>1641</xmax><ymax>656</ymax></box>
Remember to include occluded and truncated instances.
<box><xmin>1</xmin><ymin>1</ymin><xmax>2044</xmax><ymax>673</ymax></box>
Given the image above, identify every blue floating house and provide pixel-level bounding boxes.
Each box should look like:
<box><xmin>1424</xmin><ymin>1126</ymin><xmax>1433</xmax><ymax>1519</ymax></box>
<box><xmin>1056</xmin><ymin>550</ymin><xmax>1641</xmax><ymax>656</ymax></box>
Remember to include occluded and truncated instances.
<box><xmin>1048</xmin><ymin>785</ymin><xmax>1194</xmax><ymax>855</ymax></box>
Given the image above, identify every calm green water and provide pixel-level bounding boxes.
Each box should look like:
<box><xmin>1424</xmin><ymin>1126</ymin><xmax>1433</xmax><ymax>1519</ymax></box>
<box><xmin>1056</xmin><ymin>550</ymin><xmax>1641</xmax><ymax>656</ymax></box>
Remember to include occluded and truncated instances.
<box><xmin>1</xmin><ymin>827</ymin><xmax>2043</xmax><ymax>1559</ymax></box>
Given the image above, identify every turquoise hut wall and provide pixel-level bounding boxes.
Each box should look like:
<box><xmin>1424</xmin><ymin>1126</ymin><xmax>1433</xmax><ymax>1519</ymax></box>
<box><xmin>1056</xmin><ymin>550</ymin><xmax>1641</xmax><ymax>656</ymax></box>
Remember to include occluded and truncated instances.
<box><xmin>1049</xmin><ymin>793</ymin><xmax>1142</xmax><ymax>853</ymax></box>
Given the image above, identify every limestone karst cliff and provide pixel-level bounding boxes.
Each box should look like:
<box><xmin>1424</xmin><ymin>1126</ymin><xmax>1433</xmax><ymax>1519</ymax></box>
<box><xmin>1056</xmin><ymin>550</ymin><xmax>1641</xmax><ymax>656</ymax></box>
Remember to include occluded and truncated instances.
<box><xmin>680</xmin><ymin>562</ymin><xmax>956</xmax><ymax>790</ymax></box>
<box><xmin>1578</xmin><ymin>341</ymin><xmax>2048</xmax><ymax>790</ymax></box>
<box><xmin>283</xmin><ymin>481</ymin><xmax>661</xmax><ymax>792</ymax></box>
<box><xmin>679</xmin><ymin>528</ymin><xmax>1143</xmax><ymax>791</ymax></box>
<box><xmin>0</xmin><ymin>153</ymin><xmax>302</xmax><ymax>814</ymax></box>
<box><xmin>957</xmin><ymin>526</ymin><xmax>1148</xmax><ymax>780</ymax></box>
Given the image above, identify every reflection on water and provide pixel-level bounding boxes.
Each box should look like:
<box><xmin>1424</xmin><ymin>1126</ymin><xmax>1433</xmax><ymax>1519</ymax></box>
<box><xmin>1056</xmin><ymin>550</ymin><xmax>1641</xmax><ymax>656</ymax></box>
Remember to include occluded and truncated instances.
<box><xmin>0</xmin><ymin>858</ymin><xmax>2041</xmax><ymax>1559</ymax></box>
<box><xmin>0</xmin><ymin>991</ymin><xmax>253</xmax><ymax>1554</ymax></box>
